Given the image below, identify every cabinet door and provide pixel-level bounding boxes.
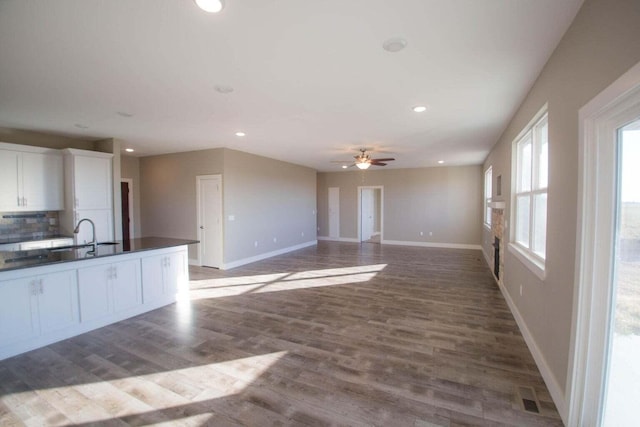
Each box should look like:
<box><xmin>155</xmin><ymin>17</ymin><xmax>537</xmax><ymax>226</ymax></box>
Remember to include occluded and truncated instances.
<box><xmin>0</xmin><ymin>277</ymin><xmax>38</xmax><ymax>345</ymax></box>
<box><xmin>165</xmin><ymin>251</ymin><xmax>187</xmax><ymax>298</ymax></box>
<box><xmin>74</xmin><ymin>155</ymin><xmax>112</xmax><ymax>210</ymax></box>
<box><xmin>111</xmin><ymin>260</ymin><xmax>142</xmax><ymax>313</ymax></box>
<box><xmin>141</xmin><ymin>255</ymin><xmax>165</xmax><ymax>305</ymax></box>
<box><xmin>0</xmin><ymin>150</ymin><xmax>20</xmax><ymax>210</ymax></box>
<box><xmin>37</xmin><ymin>270</ymin><xmax>78</xmax><ymax>334</ymax></box>
<box><xmin>22</xmin><ymin>152</ymin><xmax>64</xmax><ymax>211</ymax></box>
<box><xmin>78</xmin><ymin>264</ymin><xmax>111</xmax><ymax>322</ymax></box>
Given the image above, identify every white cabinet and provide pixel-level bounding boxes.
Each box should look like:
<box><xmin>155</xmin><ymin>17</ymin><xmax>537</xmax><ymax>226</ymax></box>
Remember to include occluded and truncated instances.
<box><xmin>141</xmin><ymin>250</ymin><xmax>187</xmax><ymax>307</ymax></box>
<box><xmin>0</xmin><ymin>145</ymin><xmax>64</xmax><ymax>211</ymax></box>
<box><xmin>61</xmin><ymin>148</ymin><xmax>114</xmax><ymax>242</ymax></box>
<box><xmin>0</xmin><ymin>270</ymin><xmax>78</xmax><ymax>347</ymax></box>
<box><xmin>77</xmin><ymin>259</ymin><xmax>141</xmax><ymax>323</ymax></box>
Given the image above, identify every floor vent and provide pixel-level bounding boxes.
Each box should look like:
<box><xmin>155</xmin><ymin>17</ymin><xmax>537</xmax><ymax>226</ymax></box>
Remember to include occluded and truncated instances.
<box><xmin>517</xmin><ymin>386</ymin><xmax>540</xmax><ymax>414</ymax></box>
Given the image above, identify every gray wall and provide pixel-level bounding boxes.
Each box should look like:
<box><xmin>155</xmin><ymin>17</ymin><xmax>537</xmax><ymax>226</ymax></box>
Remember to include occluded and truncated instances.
<box><xmin>318</xmin><ymin>166</ymin><xmax>482</xmax><ymax>245</ymax></box>
<box><xmin>139</xmin><ymin>148</ymin><xmax>317</xmax><ymax>264</ymax></box>
<box><xmin>0</xmin><ymin>127</ymin><xmax>95</xmax><ymax>150</ymax></box>
<box><xmin>481</xmin><ymin>0</ymin><xmax>640</xmax><ymax>401</ymax></box>
<box><xmin>223</xmin><ymin>149</ymin><xmax>317</xmax><ymax>264</ymax></box>
<box><xmin>121</xmin><ymin>155</ymin><xmax>142</xmax><ymax>238</ymax></box>
<box><xmin>139</xmin><ymin>148</ymin><xmax>224</xmax><ymax>260</ymax></box>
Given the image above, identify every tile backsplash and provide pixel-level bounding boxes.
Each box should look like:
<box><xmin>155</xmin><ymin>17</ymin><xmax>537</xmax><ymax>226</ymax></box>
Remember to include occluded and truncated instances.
<box><xmin>0</xmin><ymin>211</ymin><xmax>61</xmax><ymax>243</ymax></box>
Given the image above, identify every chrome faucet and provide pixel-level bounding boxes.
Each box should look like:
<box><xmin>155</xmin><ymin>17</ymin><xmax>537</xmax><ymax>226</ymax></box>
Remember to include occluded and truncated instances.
<box><xmin>74</xmin><ymin>218</ymin><xmax>96</xmax><ymax>253</ymax></box>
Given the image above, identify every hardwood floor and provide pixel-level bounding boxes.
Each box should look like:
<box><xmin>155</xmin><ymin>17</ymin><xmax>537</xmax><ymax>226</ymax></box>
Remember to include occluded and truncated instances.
<box><xmin>0</xmin><ymin>242</ymin><xmax>563</xmax><ymax>426</ymax></box>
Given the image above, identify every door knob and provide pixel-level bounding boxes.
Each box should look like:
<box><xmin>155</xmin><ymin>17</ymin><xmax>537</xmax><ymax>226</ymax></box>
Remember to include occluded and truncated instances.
<box><xmin>200</xmin><ymin>226</ymin><xmax>204</xmax><ymax>229</ymax></box>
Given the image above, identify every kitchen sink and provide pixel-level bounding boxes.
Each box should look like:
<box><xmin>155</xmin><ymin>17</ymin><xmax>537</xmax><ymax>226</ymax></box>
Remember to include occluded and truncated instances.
<box><xmin>47</xmin><ymin>244</ymin><xmax>92</xmax><ymax>252</ymax></box>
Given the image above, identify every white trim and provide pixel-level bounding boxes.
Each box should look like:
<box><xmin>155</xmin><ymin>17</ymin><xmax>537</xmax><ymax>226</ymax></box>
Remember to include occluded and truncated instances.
<box><xmin>196</xmin><ymin>174</ymin><xmax>223</xmax><ymax>268</ymax></box>
<box><xmin>317</xmin><ymin>236</ymin><xmax>360</xmax><ymax>243</ymax></box>
<box><xmin>222</xmin><ymin>240</ymin><xmax>317</xmax><ymax>270</ymax></box>
<box><xmin>120</xmin><ymin>178</ymin><xmax>134</xmax><ymax>238</ymax></box>
<box><xmin>567</xmin><ymin>60</ymin><xmax>640</xmax><ymax>427</ymax></box>
<box><xmin>496</xmin><ymin>275</ymin><xmax>567</xmax><ymax>420</ymax></box>
<box><xmin>381</xmin><ymin>239</ymin><xmax>481</xmax><ymax>250</ymax></box>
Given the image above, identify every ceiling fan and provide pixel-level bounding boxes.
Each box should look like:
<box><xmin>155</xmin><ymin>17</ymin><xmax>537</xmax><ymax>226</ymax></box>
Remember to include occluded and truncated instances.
<box><xmin>332</xmin><ymin>149</ymin><xmax>395</xmax><ymax>170</ymax></box>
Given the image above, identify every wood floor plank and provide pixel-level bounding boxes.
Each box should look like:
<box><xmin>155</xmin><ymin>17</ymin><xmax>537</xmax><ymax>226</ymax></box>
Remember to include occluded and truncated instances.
<box><xmin>0</xmin><ymin>242</ymin><xmax>563</xmax><ymax>426</ymax></box>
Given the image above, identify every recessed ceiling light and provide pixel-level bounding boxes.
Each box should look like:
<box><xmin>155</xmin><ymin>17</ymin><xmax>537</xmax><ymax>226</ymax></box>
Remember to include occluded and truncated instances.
<box><xmin>194</xmin><ymin>0</ymin><xmax>224</xmax><ymax>13</ymax></box>
<box><xmin>438</xmin><ymin>160</ymin><xmax>444</xmax><ymax>164</ymax></box>
<box><xmin>215</xmin><ymin>85</ymin><xmax>234</xmax><ymax>94</ymax></box>
<box><xmin>235</xmin><ymin>132</ymin><xmax>246</xmax><ymax>137</ymax></box>
<box><xmin>382</xmin><ymin>37</ymin><xmax>407</xmax><ymax>53</ymax></box>
<box><xmin>125</xmin><ymin>148</ymin><xmax>135</xmax><ymax>153</ymax></box>
<box><xmin>413</xmin><ymin>106</ymin><xmax>427</xmax><ymax>113</ymax></box>
<box><xmin>74</xmin><ymin>124</ymin><xmax>89</xmax><ymax>129</ymax></box>
<box><xmin>117</xmin><ymin>111</ymin><xmax>133</xmax><ymax>118</ymax></box>
<box><xmin>342</xmin><ymin>165</ymin><xmax>348</xmax><ymax>169</ymax></box>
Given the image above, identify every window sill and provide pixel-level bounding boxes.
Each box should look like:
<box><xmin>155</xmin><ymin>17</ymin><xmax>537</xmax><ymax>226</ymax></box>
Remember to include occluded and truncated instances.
<box><xmin>508</xmin><ymin>243</ymin><xmax>546</xmax><ymax>281</ymax></box>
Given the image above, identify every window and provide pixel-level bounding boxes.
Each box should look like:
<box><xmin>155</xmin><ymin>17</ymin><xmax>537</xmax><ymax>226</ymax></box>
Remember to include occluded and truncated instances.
<box><xmin>512</xmin><ymin>109</ymin><xmax>548</xmax><ymax>273</ymax></box>
<box><xmin>484</xmin><ymin>166</ymin><xmax>492</xmax><ymax>227</ymax></box>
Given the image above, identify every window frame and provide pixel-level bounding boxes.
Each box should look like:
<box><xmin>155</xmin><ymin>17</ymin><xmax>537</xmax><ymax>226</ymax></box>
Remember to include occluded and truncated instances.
<box><xmin>484</xmin><ymin>166</ymin><xmax>492</xmax><ymax>228</ymax></box>
<box><xmin>509</xmin><ymin>105</ymin><xmax>548</xmax><ymax>279</ymax></box>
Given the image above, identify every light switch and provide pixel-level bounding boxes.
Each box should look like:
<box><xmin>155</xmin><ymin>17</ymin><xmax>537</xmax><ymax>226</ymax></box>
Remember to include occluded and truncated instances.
<box><xmin>228</xmin><ymin>215</ymin><xmax>235</xmax><ymax>221</ymax></box>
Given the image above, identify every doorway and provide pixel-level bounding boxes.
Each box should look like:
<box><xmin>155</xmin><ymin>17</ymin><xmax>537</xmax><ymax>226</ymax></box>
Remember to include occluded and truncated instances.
<box><xmin>120</xmin><ymin>179</ymin><xmax>133</xmax><ymax>242</ymax></box>
<box><xmin>569</xmin><ymin>63</ymin><xmax>640</xmax><ymax>426</ymax></box>
<box><xmin>358</xmin><ymin>186</ymin><xmax>382</xmax><ymax>243</ymax></box>
<box><xmin>196</xmin><ymin>175</ymin><xmax>223</xmax><ymax>268</ymax></box>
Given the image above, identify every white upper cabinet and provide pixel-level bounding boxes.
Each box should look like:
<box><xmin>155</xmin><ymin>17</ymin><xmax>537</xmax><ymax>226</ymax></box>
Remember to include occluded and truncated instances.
<box><xmin>0</xmin><ymin>144</ymin><xmax>64</xmax><ymax>211</ymax></box>
<box><xmin>61</xmin><ymin>148</ymin><xmax>114</xmax><ymax>242</ymax></box>
<box><xmin>65</xmin><ymin>149</ymin><xmax>113</xmax><ymax>210</ymax></box>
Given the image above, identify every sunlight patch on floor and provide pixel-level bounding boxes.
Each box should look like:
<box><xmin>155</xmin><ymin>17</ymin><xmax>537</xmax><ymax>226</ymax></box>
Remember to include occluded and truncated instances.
<box><xmin>3</xmin><ymin>351</ymin><xmax>288</xmax><ymax>425</ymax></box>
<box><xmin>188</xmin><ymin>264</ymin><xmax>387</xmax><ymax>300</ymax></box>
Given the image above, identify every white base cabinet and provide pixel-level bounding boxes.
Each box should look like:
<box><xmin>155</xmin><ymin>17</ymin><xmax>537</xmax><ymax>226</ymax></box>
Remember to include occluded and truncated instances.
<box><xmin>78</xmin><ymin>259</ymin><xmax>141</xmax><ymax>323</ymax></box>
<box><xmin>0</xmin><ymin>270</ymin><xmax>78</xmax><ymax>348</ymax></box>
<box><xmin>0</xmin><ymin>245</ymin><xmax>188</xmax><ymax>361</ymax></box>
<box><xmin>141</xmin><ymin>250</ymin><xmax>187</xmax><ymax>308</ymax></box>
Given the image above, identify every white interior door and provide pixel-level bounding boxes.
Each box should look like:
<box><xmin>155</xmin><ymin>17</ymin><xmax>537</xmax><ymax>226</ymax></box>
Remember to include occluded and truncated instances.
<box><xmin>361</xmin><ymin>188</ymin><xmax>374</xmax><ymax>241</ymax></box>
<box><xmin>328</xmin><ymin>187</ymin><xmax>340</xmax><ymax>239</ymax></box>
<box><xmin>198</xmin><ymin>175</ymin><xmax>223</xmax><ymax>268</ymax></box>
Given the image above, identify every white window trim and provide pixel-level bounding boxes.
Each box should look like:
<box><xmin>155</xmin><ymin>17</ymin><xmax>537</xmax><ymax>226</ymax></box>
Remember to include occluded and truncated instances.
<box><xmin>484</xmin><ymin>166</ymin><xmax>492</xmax><ymax>229</ymax></box>
<box><xmin>510</xmin><ymin>104</ymin><xmax>548</xmax><ymax>277</ymax></box>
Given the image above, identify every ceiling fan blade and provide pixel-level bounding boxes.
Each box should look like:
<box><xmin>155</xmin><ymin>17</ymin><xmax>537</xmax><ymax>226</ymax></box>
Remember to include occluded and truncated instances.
<box><xmin>371</xmin><ymin>162</ymin><xmax>387</xmax><ymax>166</ymax></box>
<box><xmin>371</xmin><ymin>158</ymin><xmax>395</xmax><ymax>161</ymax></box>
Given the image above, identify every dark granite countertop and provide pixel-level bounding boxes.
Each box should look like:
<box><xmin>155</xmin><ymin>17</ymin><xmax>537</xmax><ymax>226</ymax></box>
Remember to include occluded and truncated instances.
<box><xmin>0</xmin><ymin>237</ymin><xmax>198</xmax><ymax>272</ymax></box>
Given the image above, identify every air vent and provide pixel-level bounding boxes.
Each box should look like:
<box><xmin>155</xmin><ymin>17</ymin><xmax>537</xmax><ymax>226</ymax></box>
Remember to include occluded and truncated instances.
<box><xmin>517</xmin><ymin>386</ymin><xmax>540</xmax><ymax>414</ymax></box>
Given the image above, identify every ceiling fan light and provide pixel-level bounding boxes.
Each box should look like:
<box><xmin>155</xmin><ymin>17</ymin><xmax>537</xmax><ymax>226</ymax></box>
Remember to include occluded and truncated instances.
<box><xmin>194</xmin><ymin>0</ymin><xmax>224</xmax><ymax>13</ymax></box>
<box><xmin>356</xmin><ymin>162</ymin><xmax>371</xmax><ymax>170</ymax></box>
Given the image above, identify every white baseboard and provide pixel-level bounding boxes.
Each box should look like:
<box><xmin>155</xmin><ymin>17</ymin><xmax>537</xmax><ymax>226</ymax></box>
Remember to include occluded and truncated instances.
<box><xmin>490</xmin><ymin>265</ymin><xmax>568</xmax><ymax>423</ymax></box>
<box><xmin>222</xmin><ymin>240</ymin><xmax>317</xmax><ymax>270</ymax></box>
<box><xmin>317</xmin><ymin>236</ymin><xmax>360</xmax><ymax>243</ymax></box>
<box><xmin>381</xmin><ymin>239</ymin><xmax>482</xmax><ymax>250</ymax></box>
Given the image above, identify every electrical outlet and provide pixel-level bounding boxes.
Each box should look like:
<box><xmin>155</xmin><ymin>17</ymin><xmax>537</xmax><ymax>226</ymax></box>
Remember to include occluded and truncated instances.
<box><xmin>301</xmin><ymin>231</ymin><xmax>304</xmax><ymax>237</ymax></box>
<box><xmin>254</xmin><ymin>241</ymin><xmax>258</xmax><ymax>248</ymax></box>
<box><xmin>420</xmin><ymin>231</ymin><xmax>424</xmax><ymax>236</ymax></box>
<box><xmin>429</xmin><ymin>231</ymin><xmax>433</xmax><ymax>236</ymax></box>
<box><xmin>273</xmin><ymin>237</ymin><xmax>277</xmax><ymax>243</ymax></box>
<box><xmin>520</xmin><ymin>285</ymin><xmax>523</xmax><ymax>296</ymax></box>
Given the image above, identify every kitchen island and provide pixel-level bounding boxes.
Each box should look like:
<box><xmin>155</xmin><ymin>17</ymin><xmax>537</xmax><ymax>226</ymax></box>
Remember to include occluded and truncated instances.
<box><xmin>0</xmin><ymin>237</ymin><xmax>198</xmax><ymax>360</ymax></box>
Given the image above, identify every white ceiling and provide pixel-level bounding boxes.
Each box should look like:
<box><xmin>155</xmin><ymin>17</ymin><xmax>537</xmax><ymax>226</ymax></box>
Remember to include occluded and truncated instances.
<box><xmin>0</xmin><ymin>0</ymin><xmax>583</xmax><ymax>171</ymax></box>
